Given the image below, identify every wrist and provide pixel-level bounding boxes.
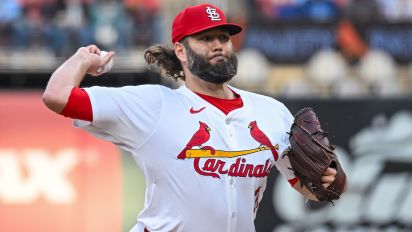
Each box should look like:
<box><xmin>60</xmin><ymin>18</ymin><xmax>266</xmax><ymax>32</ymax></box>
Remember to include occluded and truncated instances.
<box><xmin>72</xmin><ymin>52</ymin><xmax>93</xmax><ymax>72</ymax></box>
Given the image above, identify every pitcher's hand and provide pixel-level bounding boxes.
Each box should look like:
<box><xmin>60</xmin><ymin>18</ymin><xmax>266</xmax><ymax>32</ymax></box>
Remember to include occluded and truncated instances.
<box><xmin>321</xmin><ymin>167</ymin><xmax>337</xmax><ymax>188</ymax></box>
<box><xmin>76</xmin><ymin>45</ymin><xmax>115</xmax><ymax>76</ymax></box>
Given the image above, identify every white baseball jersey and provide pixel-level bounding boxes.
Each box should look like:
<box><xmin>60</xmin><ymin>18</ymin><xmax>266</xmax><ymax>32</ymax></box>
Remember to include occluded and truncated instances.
<box><xmin>74</xmin><ymin>84</ymin><xmax>295</xmax><ymax>232</ymax></box>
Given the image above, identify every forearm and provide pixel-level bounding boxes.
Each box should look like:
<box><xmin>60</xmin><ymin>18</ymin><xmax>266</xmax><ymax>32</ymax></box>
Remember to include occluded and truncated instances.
<box><xmin>50</xmin><ymin>53</ymin><xmax>90</xmax><ymax>90</ymax></box>
<box><xmin>43</xmin><ymin>52</ymin><xmax>90</xmax><ymax>113</ymax></box>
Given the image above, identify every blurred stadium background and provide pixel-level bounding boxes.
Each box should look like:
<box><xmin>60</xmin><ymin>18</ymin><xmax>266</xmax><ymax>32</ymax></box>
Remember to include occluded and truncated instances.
<box><xmin>1</xmin><ymin>0</ymin><xmax>412</xmax><ymax>231</ymax></box>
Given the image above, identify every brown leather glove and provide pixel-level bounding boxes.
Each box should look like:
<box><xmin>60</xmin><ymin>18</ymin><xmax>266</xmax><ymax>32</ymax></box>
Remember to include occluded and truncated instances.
<box><xmin>286</xmin><ymin>107</ymin><xmax>347</xmax><ymax>202</ymax></box>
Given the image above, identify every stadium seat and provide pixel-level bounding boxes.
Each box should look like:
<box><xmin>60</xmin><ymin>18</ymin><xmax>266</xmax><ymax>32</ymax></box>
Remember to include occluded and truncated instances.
<box><xmin>306</xmin><ymin>49</ymin><xmax>348</xmax><ymax>86</ymax></box>
<box><xmin>232</xmin><ymin>48</ymin><xmax>269</xmax><ymax>89</ymax></box>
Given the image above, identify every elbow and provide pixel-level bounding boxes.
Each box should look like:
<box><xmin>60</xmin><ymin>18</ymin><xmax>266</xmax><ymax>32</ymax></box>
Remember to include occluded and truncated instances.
<box><xmin>42</xmin><ymin>89</ymin><xmax>67</xmax><ymax>114</ymax></box>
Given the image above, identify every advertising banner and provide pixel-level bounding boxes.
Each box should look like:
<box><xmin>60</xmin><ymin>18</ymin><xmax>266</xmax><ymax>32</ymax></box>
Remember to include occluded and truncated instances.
<box><xmin>255</xmin><ymin>98</ymin><xmax>412</xmax><ymax>231</ymax></box>
<box><xmin>0</xmin><ymin>92</ymin><xmax>122</xmax><ymax>232</ymax></box>
<box><xmin>244</xmin><ymin>23</ymin><xmax>412</xmax><ymax>64</ymax></box>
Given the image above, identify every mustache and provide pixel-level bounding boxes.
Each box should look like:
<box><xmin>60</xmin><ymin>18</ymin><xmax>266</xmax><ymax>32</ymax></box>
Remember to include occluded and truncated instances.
<box><xmin>208</xmin><ymin>53</ymin><xmax>227</xmax><ymax>60</ymax></box>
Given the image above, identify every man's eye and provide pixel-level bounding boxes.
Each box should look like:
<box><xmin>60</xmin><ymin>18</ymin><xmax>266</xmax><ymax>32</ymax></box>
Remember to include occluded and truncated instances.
<box><xmin>219</xmin><ymin>35</ymin><xmax>230</xmax><ymax>42</ymax></box>
<box><xmin>200</xmin><ymin>36</ymin><xmax>211</xmax><ymax>41</ymax></box>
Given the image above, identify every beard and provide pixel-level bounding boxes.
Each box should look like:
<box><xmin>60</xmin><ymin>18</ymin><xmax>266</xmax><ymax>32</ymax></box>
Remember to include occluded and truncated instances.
<box><xmin>185</xmin><ymin>45</ymin><xmax>238</xmax><ymax>84</ymax></box>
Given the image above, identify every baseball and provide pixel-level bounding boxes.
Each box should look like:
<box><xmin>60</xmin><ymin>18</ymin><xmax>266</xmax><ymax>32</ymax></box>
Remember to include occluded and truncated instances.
<box><xmin>96</xmin><ymin>50</ymin><xmax>113</xmax><ymax>74</ymax></box>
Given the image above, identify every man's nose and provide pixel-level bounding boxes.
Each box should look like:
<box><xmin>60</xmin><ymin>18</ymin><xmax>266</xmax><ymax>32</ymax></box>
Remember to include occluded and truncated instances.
<box><xmin>211</xmin><ymin>38</ymin><xmax>223</xmax><ymax>51</ymax></box>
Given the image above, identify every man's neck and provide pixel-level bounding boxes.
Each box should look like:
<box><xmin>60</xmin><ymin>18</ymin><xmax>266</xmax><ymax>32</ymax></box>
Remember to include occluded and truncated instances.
<box><xmin>185</xmin><ymin>78</ymin><xmax>235</xmax><ymax>99</ymax></box>
<box><xmin>183</xmin><ymin>71</ymin><xmax>235</xmax><ymax>99</ymax></box>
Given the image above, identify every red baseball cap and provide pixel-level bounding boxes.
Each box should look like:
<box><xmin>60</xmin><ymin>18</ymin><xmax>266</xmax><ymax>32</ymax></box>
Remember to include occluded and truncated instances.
<box><xmin>172</xmin><ymin>4</ymin><xmax>243</xmax><ymax>43</ymax></box>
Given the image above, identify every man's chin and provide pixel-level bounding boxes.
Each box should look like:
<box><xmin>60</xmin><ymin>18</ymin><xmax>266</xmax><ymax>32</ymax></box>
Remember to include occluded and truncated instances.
<box><xmin>197</xmin><ymin>73</ymin><xmax>235</xmax><ymax>84</ymax></box>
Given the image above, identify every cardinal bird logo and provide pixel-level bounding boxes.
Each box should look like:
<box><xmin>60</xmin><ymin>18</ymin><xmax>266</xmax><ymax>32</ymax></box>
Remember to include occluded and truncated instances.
<box><xmin>248</xmin><ymin>121</ymin><xmax>279</xmax><ymax>161</ymax></box>
<box><xmin>177</xmin><ymin>121</ymin><xmax>276</xmax><ymax>179</ymax></box>
<box><xmin>177</xmin><ymin>121</ymin><xmax>215</xmax><ymax>159</ymax></box>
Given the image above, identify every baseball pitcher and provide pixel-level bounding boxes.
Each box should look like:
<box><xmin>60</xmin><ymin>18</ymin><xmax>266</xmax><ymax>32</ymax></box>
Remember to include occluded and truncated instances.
<box><xmin>43</xmin><ymin>4</ymin><xmax>347</xmax><ymax>232</ymax></box>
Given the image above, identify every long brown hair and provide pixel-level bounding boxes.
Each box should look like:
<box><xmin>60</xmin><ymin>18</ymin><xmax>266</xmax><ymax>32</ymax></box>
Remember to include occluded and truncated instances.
<box><xmin>144</xmin><ymin>42</ymin><xmax>186</xmax><ymax>81</ymax></box>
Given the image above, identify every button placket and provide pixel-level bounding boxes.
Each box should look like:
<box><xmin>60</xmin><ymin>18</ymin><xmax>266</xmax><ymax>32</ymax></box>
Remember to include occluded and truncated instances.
<box><xmin>223</xmin><ymin>115</ymin><xmax>238</xmax><ymax>226</ymax></box>
<box><xmin>225</xmin><ymin>117</ymin><xmax>236</xmax><ymax>149</ymax></box>
<box><xmin>225</xmin><ymin>118</ymin><xmax>231</xmax><ymax>125</ymax></box>
<box><xmin>228</xmin><ymin>126</ymin><xmax>234</xmax><ymax>137</ymax></box>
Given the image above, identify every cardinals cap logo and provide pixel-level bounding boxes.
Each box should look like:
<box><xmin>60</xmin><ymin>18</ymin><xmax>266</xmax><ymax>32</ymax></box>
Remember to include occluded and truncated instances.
<box><xmin>206</xmin><ymin>6</ymin><xmax>221</xmax><ymax>21</ymax></box>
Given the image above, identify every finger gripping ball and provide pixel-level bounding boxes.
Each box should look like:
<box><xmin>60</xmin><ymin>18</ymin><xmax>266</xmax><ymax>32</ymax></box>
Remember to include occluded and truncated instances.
<box><xmin>97</xmin><ymin>51</ymin><xmax>113</xmax><ymax>74</ymax></box>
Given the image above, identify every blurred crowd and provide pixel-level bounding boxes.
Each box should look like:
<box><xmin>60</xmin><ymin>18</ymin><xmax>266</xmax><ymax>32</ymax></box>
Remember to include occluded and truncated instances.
<box><xmin>0</xmin><ymin>0</ymin><xmax>161</xmax><ymax>56</ymax></box>
<box><xmin>0</xmin><ymin>0</ymin><xmax>412</xmax><ymax>97</ymax></box>
<box><xmin>4</xmin><ymin>0</ymin><xmax>412</xmax><ymax>55</ymax></box>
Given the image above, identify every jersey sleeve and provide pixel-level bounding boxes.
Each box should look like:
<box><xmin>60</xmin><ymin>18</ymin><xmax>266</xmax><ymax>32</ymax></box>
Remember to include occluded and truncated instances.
<box><xmin>61</xmin><ymin>87</ymin><xmax>93</xmax><ymax>121</ymax></box>
<box><xmin>73</xmin><ymin>85</ymin><xmax>163</xmax><ymax>152</ymax></box>
<box><xmin>273</xmin><ymin>103</ymin><xmax>296</xmax><ymax>185</ymax></box>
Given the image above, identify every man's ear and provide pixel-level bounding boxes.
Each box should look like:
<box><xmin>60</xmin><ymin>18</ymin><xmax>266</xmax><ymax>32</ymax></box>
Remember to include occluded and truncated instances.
<box><xmin>174</xmin><ymin>42</ymin><xmax>187</xmax><ymax>63</ymax></box>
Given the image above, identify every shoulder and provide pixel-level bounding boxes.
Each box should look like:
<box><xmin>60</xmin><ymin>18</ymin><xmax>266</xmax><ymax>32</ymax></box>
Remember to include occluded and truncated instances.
<box><xmin>122</xmin><ymin>84</ymin><xmax>179</xmax><ymax>95</ymax></box>
<box><xmin>233</xmin><ymin>86</ymin><xmax>293</xmax><ymax>122</ymax></box>
<box><xmin>86</xmin><ymin>84</ymin><xmax>169</xmax><ymax>98</ymax></box>
<box><xmin>233</xmin><ymin>86</ymin><xmax>287</xmax><ymax>109</ymax></box>
<box><xmin>118</xmin><ymin>84</ymin><xmax>164</xmax><ymax>94</ymax></box>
